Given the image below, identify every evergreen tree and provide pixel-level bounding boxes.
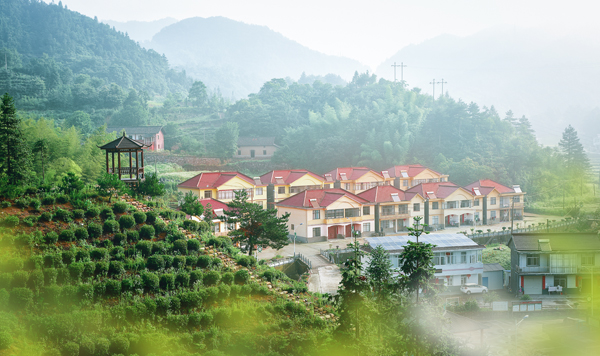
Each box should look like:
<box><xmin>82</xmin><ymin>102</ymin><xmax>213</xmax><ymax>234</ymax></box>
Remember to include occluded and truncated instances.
<box><xmin>0</xmin><ymin>93</ymin><xmax>31</xmax><ymax>185</ymax></box>
<box><xmin>187</xmin><ymin>80</ymin><xmax>207</xmax><ymax>107</ymax></box>
<box><xmin>558</xmin><ymin>125</ymin><xmax>589</xmax><ymax>171</ymax></box>
<box><xmin>180</xmin><ymin>190</ymin><xmax>203</xmax><ymax>217</ymax></box>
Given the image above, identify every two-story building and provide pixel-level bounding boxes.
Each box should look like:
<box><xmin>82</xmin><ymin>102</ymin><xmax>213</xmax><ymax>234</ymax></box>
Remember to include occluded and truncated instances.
<box><xmin>382</xmin><ymin>164</ymin><xmax>449</xmax><ymax>189</ymax></box>
<box><xmin>357</xmin><ymin>185</ymin><xmax>425</xmax><ymax>234</ymax></box>
<box><xmin>258</xmin><ymin>170</ymin><xmax>325</xmax><ymax>209</ymax></box>
<box><xmin>508</xmin><ymin>233</ymin><xmax>600</xmax><ymax>295</ymax></box>
<box><xmin>106</xmin><ymin>126</ymin><xmax>164</xmax><ymax>151</ymax></box>
<box><xmin>177</xmin><ymin>171</ymin><xmax>265</xmax><ymax>205</ymax></box>
<box><xmin>198</xmin><ymin>198</ymin><xmax>234</xmax><ymax>236</ymax></box>
<box><xmin>275</xmin><ymin>189</ymin><xmax>375</xmax><ymax>242</ymax></box>
<box><xmin>464</xmin><ymin>179</ymin><xmax>525</xmax><ymax>225</ymax></box>
<box><xmin>235</xmin><ymin>137</ymin><xmax>279</xmax><ymax>159</ymax></box>
<box><xmin>363</xmin><ymin>234</ymin><xmax>484</xmax><ymax>291</ymax></box>
<box><xmin>323</xmin><ymin>167</ymin><xmax>387</xmax><ymax>194</ymax></box>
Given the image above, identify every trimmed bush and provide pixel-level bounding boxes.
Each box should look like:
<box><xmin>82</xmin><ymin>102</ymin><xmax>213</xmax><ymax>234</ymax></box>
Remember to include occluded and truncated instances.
<box><xmin>100</xmin><ymin>206</ymin><xmax>114</xmax><ymax>219</ymax></box>
<box><xmin>74</xmin><ymin>227</ymin><xmax>89</xmax><ymax>240</ymax></box>
<box><xmin>22</xmin><ymin>216</ymin><xmax>37</xmax><ymax>227</ymax></box>
<box><xmin>68</xmin><ymin>262</ymin><xmax>84</xmax><ymax>282</ymax></box>
<box><xmin>126</xmin><ymin>230</ymin><xmax>139</xmax><ymax>242</ymax></box>
<box><xmin>207</xmin><ymin>237</ymin><xmax>223</xmax><ymax>248</ymax></box>
<box><xmin>154</xmin><ymin>219</ymin><xmax>167</xmax><ymax>234</ymax></box>
<box><xmin>103</xmin><ymin>220</ymin><xmax>119</xmax><ymax>234</ymax></box>
<box><xmin>14</xmin><ymin>197</ymin><xmax>30</xmax><ymax>209</ymax></box>
<box><xmin>83</xmin><ymin>262</ymin><xmax>96</xmax><ymax>280</ymax></box>
<box><xmin>172</xmin><ymin>256</ymin><xmax>186</xmax><ymax>269</ymax></box>
<box><xmin>90</xmin><ymin>248</ymin><xmax>108</xmax><ymax>260</ymax></box>
<box><xmin>0</xmin><ymin>201</ymin><xmax>10</xmax><ymax>208</ymax></box>
<box><xmin>85</xmin><ymin>207</ymin><xmax>100</xmax><ymax>219</ymax></box>
<box><xmin>203</xmin><ymin>270</ymin><xmax>221</xmax><ymax>286</ymax></box>
<box><xmin>29</xmin><ymin>198</ymin><xmax>41</xmax><ymax>210</ymax></box>
<box><xmin>76</xmin><ymin>250</ymin><xmax>90</xmax><ymax>262</ymax></box>
<box><xmin>237</xmin><ymin>255</ymin><xmax>257</xmax><ymax>268</ymax></box>
<box><xmin>56</xmin><ymin>195</ymin><xmax>69</xmax><ymax>204</ymax></box>
<box><xmin>183</xmin><ymin>220</ymin><xmax>200</xmax><ymax>232</ymax></box>
<box><xmin>140</xmin><ymin>225</ymin><xmax>155</xmax><ymax>240</ymax></box>
<box><xmin>113</xmin><ymin>232</ymin><xmax>127</xmax><ymax>245</ymax></box>
<box><xmin>163</xmin><ymin>255</ymin><xmax>174</xmax><ymax>269</ymax></box>
<box><xmin>71</xmin><ymin>209</ymin><xmax>84</xmax><ymax>220</ymax></box>
<box><xmin>12</xmin><ymin>271</ymin><xmax>29</xmax><ymax>288</ymax></box>
<box><xmin>41</xmin><ymin>196</ymin><xmax>55</xmax><ymax>206</ymax></box>
<box><xmin>112</xmin><ymin>202</ymin><xmax>129</xmax><ymax>214</ymax></box>
<box><xmin>133</xmin><ymin>211</ymin><xmax>147</xmax><ymax>224</ymax></box>
<box><xmin>39</xmin><ymin>211</ymin><xmax>53</xmax><ymax>222</ymax></box>
<box><xmin>167</xmin><ymin>230</ymin><xmax>186</xmax><ymax>243</ymax></box>
<box><xmin>136</xmin><ymin>241</ymin><xmax>152</xmax><ymax>257</ymax></box>
<box><xmin>152</xmin><ymin>242</ymin><xmax>167</xmax><ymax>255</ymax></box>
<box><xmin>197</xmin><ymin>255</ymin><xmax>211</xmax><ymax>269</ymax></box>
<box><xmin>3</xmin><ymin>215</ymin><xmax>19</xmax><ymax>227</ymax></box>
<box><xmin>9</xmin><ymin>287</ymin><xmax>34</xmax><ymax>310</ymax></box>
<box><xmin>0</xmin><ymin>330</ymin><xmax>12</xmax><ymax>350</ymax></box>
<box><xmin>221</xmin><ymin>272</ymin><xmax>234</xmax><ymax>285</ymax></box>
<box><xmin>160</xmin><ymin>273</ymin><xmax>175</xmax><ymax>290</ymax></box>
<box><xmin>54</xmin><ymin>208</ymin><xmax>71</xmax><ymax>222</ymax></box>
<box><xmin>173</xmin><ymin>239</ymin><xmax>188</xmax><ymax>255</ymax></box>
<box><xmin>119</xmin><ymin>214</ymin><xmax>136</xmax><ymax>230</ymax></box>
<box><xmin>105</xmin><ymin>279</ymin><xmax>122</xmax><ymax>296</ymax></box>
<box><xmin>187</xmin><ymin>238</ymin><xmax>201</xmax><ymax>252</ymax></box>
<box><xmin>108</xmin><ymin>261</ymin><xmax>125</xmax><ymax>276</ymax></box>
<box><xmin>87</xmin><ymin>222</ymin><xmax>103</xmax><ymax>238</ymax></box>
<box><xmin>145</xmin><ymin>210</ymin><xmax>158</xmax><ymax>224</ymax></box>
<box><xmin>62</xmin><ymin>250</ymin><xmax>76</xmax><ymax>265</ymax></box>
<box><xmin>109</xmin><ymin>335</ymin><xmax>130</xmax><ymax>355</ymax></box>
<box><xmin>147</xmin><ymin>255</ymin><xmax>165</xmax><ymax>271</ymax></box>
<box><xmin>142</xmin><ymin>272</ymin><xmax>160</xmax><ymax>292</ymax></box>
<box><xmin>59</xmin><ymin>229</ymin><xmax>75</xmax><ymax>242</ymax></box>
<box><xmin>186</xmin><ymin>255</ymin><xmax>198</xmax><ymax>267</ymax></box>
<box><xmin>190</xmin><ymin>270</ymin><xmax>204</xmax><ymax>286</ymax></box>
<box><xmin>44</xmin><ymin>231</ymin><xmax>58</xmax><ymax>244</ymax></box>
<box><xmin>212</xmin><ymin>257</ymin><xmax>223</xmax><ymax>269</ymax></box>
<box><xmin>234</xmin><ymin>270</ymin><xmax>250</xmax><ymax>285</ymax></box>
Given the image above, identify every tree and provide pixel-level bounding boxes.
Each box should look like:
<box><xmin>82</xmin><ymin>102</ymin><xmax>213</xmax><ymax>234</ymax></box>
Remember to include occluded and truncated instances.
<box><xmin>0</xmin><ymin>93</ymin><xmax>32</xmax><ymax>185</ymax></box>
<box><xmin>111</xmin><ymin>89</ymin><xmax>148</xmax><ymax>126</ymax></box>
<box><xmin>180</xmin><ymin>190</ymin><xmax>203</xmax><ymax>217</ymax></box>
<box><xmin>399</xmin><ymin>217</ymin><xmax>434</xmax><ymax>304</ymax></box>
<box><xmin>188</xmin><ymin>81</ymin><xmax>207</xmax><ymax>107</ymax></box>
<box><xmin>365</xmin><ymin>244</ymin><xmax>394</xmax><ymax>297</ymax></box>
<box><xmin>32</xmin><ymin>139</ymin><xmax>49</xmax><ymax>181</ymax></box>
<box><xmin>558</xmin><ymin>125</ymin><xmax>589</xmax><ymax>171</ymax></box>
<box><xmin>136</xmin><ymin>173</ymin><xmax>165</xmax><ymax>198</ymax></box>
<box><xmin>220</xmin><ymin>190</ymin><xmax>290</xmax><ymax>256</ymax></box>
<box><xmin>211</xmin><ymin>122</ymin><xmax>239</xmax><ymax>160</ymax></box>
<box><xmin>97</xmin><ymin>172</ymin><xmax>126</xmax><ymax>203</ymax></box>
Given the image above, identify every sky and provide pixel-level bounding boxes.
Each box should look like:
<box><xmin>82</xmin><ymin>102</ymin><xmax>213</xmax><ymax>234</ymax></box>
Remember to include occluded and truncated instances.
<box><xmin>47</xmin><ymin>0</ymin><xmax>600</xmax><ymax>68</ymax></box>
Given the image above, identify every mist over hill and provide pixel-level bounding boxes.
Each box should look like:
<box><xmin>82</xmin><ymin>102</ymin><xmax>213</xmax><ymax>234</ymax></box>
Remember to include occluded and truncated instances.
<box><xmin>145</xmin><ymin>17</ymin><xmax>368</xmax><ymax>99</ymax></box>
<box><xmin>376</xmin><ymin>27</ymin><xmax>600</xmax><ymax>147</ymax></box>
<box><xmin>104</xmin><ymin>17</ymin><xmax>178</xmax><ymax>44</ymax></box>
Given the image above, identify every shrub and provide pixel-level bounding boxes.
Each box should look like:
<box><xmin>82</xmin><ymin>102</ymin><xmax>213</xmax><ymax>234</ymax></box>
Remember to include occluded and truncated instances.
<box><xmin>175</xmin><ymin>270</ymin><xmax>190</xmax><ymax>288</ymax></box>
<box><xmin>112</xmin><ymin>202</ymin><xmax>129</xmax><ymax>214</ymax></box>
<box><xmin>133</xmin><ymin>211</ymin><xmax>147</xmax><ymax>224</ymax></box>
<box><xmin>183</xmin><ymin>220</ymin><xmax>200</xmax><ymax>232</ymax></box>
<box><xmin>83</xmin><ymin>262</ymin><xmax>96</xmax><ymax>280</ymax></box>
<box><xmin>520</xmin><ymin>294</ymin><xmax>532</xmax><ymax>301</ymax></box>
<box><xmin>109</xmin><ymin>335</ymin><xmax>130</xmax><ymax>355</ymax></box>
<box><xmin>180</xmin><ymin>291</ymin><xmax>201</xmax><ymax>311</ymax></box>
<box><xmin>79</xmin><ymin>338</ymin><xmax>95</xmax><ymax>356</ymax></box>
<box><xmin>136</xmin><ymin>241</ymin><xmax>152</xmax><ymax>257</ymax></box>
<box><xmin>234</xmin><ymin>270</ymin><xmax>250</xmax><ymax>285</ymax></box>
<box><xmin>103</xmin><ymin>220</ymin><xmax>119</xmax><ymax>234</ymax></box>
<box><xmin>186</xmin><ymin>255</ymin><xmax>198</xmax><ymax>267</ymax></box>
<box><xmin>190</xmin><ymin>270</ymin><xmax>204</xmax><ymax>286</ymax></box>
<box><xmin>140</xmin><ymin>225</ymin><xmax>155</xmax><ymax>240</ymax></box>
<box><xmin>105</xmin><ymin>279</ymin><xmax>122</xmax><ymax>296</ymax></box>
<box><xmin>0</xmin><ymin>201</ymin><xmax>10</xmax><ymax>208</ymax></box>
<box><xmin>147</xmin><ymin>255</ymin><xmax>165</xmax><ymax>271</ymax></box>
<box><xmin>68</xmin><ymin>262</ymin><xmax>84</xmax><ymax>282</ymax></box>
<box><xmin>154</xmin><ymin>219</ymin><xmax>167</xmax><ymax>234</ymax></box>
<box><xmin>59</xmin><ymin>229</ymin><xmax>75</xmax><ymax>242</ymax></box>
<box><xmin>28</xmin><ymin>270</ymin><xmax>44</xmax><ymax>290</ymax></box>
<box><xmin>54</xmin><ymin>208</ymin><xmax>71</xmax><ymax>222</ymax></box>
<box><xmin>29</xmin><ymin>198</ymin><xmax>41</xmax><ymax>210</ymax></box>
<box><xmin>119</xmin><ymin>214</ymin><xmax>136</xmax><ymax>230</ymax></box>
<box><xmin>41</xmin><ymin>195</ymin><xmax>55</xmax><ymax>206</ymax></box>
<box><xmin>237</xmin><ymin>255</ymin><xmax>257</xmax><ymax>268</ymax></box>
<box><xmin>76</xmin><ymin>249</ymin><xmax>90</xmax><ymax>261</ymax></box>
<box><xmin>0</xmin><ymin>330</ymin><xmax>12</xmax><ymax>350</ymax></box>
<box><xmin>90</xmin><ymin>248</ymin><xmax>108</xmax><ymax>260</ymax></box>
<box><xmin>62</xmin><ymin>250</ymin><xmax>76</xmax><ymax>265</ymax></box>
<box><xmin>197</xmin><ymin>255</ymin><xmax>211</xmax><ymax>268</ymax></box>
<box><xmin>100</xmin><ymin>206</ymin><xmax>114</xmax><ymax>219</ymax></box>
<box><xmin>9</xmin><ymin>287</ymin><xmax>33</xmax><ymax>310</ymax></box>
<box><xmin>95</xmin><ymin>261</ymin><xmax>109</xmax><ymax>277</ymax></box>
<box><xmin>39</xmin><ymin>211</ymin><xmax>53</xmax><ymax>222</ymax></box>
<box><xmin>207</xmin><ymin>237</ymin><xmax>223</xmax><ymax>248</ymax></box>
<box><xmin>108</xmin><ymin>261</ymin><xmax>125</xmax><ymax>276</ymax></box>
<box><xmin>56</xmin><ymin>195</ymin><xmax>69</xmax><ymax>204</ymax></box>
<box><xmin>126</xmin><ymin>230</ymin><xmax>139</xmax><ymax>242</ymax></box>
<box><xmin>173</xmin><ymin>255</ymin><xmax>186</xmax><ymax>269</ymax></box>
<box><xmin>21</xmin><ymin>216</ymin><xmax>37</xmax><ymax>227</ymax></box>
<box><xmin>167</xmin><ymin>230</ymin><xmax>186</xmax><ymax>243</ymax></box>
<box><xmin>160</xmin><ymin>273</ymin><xmax>175</xmax><ymax>290</ymax></box>
<box><xmin>111</xmin><ymin>232</ymin><xmax>126</xmax><ymax>246</ymax></box>
<box><xmin>221</xmin><ymin>272</ymin><xmax>234</xmax><ymax>285</ymax></box>
<box><xmin>142</xmin><ymin>272</ymin><xmax>160</xmax><ymax>291</ymax></box>
<box><xmin>74</xmin><ymin>227</ymin><xmax>89</xmax><ymax>240</ymax></box>
<box><xmin>14</xmin><ymin>197</ymin><xmax>30</xmax><ymax>209</ymax></box>
<box><xmin>145</xmin><ymin>211</ymin><xmax>158</xmax><ymax>224</ymax></box>
<box><xmin>44</xmin><ymin>231</ymin><xmax>58</xmax><ymax>244</ymax></box>
<box><xmin>187</xmin><ymin>238</ymin><xmax>201</xmax><ymax>253</ymax></box>
<box><xmin>0</xmin><ymin>274</ymin><xmax>13</xmax><ymax>289</ymax></box>
<box><xmin>152</xmin><ymin>242</ymin><xmax>168</xmax><ymax>255</ymax></box>
<box><xmin>173</xmin><ymin>239</ymin><xmax>188</xmax><ymax>255</ymax></box>
<box><xmin>12</xmin><ymin>270</ymin><xmax>29</xmax><ymax>288</ymax></box>
<box><xmin>212</xmin><ymin>257</ymin><xmax>223</xmax><ymax>269</ymax></box>
<box><xmin>204</xmin><ymin>270</ymin><xmax>221</xmax><ymax>286</ymax></box>
<box><xmin>3</xmin><ymin>215</ymin><xmax>19</xmax><ymax>227</ymax></box>
<box><xmin>87</xmin><ymin>222</ymin><xmax>103</xmax><ymax>238</ymax></box>
<box><xmin>85</xmin><ymin>207</ymin><xmax>100</xmax><ymax>219</ymax></box>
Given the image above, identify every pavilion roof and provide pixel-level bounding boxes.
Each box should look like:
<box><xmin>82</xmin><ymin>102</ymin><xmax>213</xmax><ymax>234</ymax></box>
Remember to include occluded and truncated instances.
<box><xmin>99</xmin><ymin>132</ymin><xmax>147</xmax><ymax>150</ymax></box>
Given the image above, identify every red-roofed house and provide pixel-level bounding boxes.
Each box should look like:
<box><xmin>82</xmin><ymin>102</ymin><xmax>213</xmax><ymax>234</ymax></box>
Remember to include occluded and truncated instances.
<box><xmin>177</xmin><ymin>172</ymin><xmax>265</xmax><ymax>204</ymax></box>
<box><xmin>464</xmin><ymin>180</ymin><xmax>525</xmax><ymax>225</ymax></box>
<box><xmin>198</xmin><ymin>198</ymin><xmax>234</xmax><ymax>236</ymax></box>
<box><xmin>357</xmin><ymin>185</ymin><xmax>425</xmax><ymax>234</ymax></box>
<box><xmin>407</xmin><ymin>182</ymin><xmax>477</xmax><ymax>229</ymax></box>
<box><xmin>323</xmin><ymin>167</ymin><xmax>386</xmax><ymax>194</ymax></box>
<box><xmin>258</xmin><ymin>170</ymin><xmax>325</xmax><ymax>209</ymax></box>
<box><xmin>276</xmin><ymin>189</ymin><xmax>375</xmax><ymax>242</ymax></box>
<box><xmin>382</xmin><ymin>164</ymin><xmax>449</xmax><ymax>189</ymax></box>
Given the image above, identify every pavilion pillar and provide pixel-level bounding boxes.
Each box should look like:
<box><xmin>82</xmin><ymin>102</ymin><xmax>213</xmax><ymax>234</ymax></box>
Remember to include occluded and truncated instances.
<box><xmin>105</xmin><ymin>151</ymin><xmax>109</xmax><ymax>173</ymax></box>
<box><xmin>141</xmin><ymin>150</ymin><xmax>144</xmax><ymax>178</ymax></box>
<box><xmin>135</xmin><ymin>150</ymin><xmax>139</xmax><ymax>181</ymax></box>
<box><xmin>118</xmin><ymin>152</ymin><xmax>121</xmax><ymax>180</ymax></box>
<box><xmin>129</xmin><ymin>151</ymin><xmax>133</xmax><ymax>179</ymax></box>
<box><xmin>111</xmin><ymin>152</ymin><xmax>115</xmax><ymax>174</ymax></box>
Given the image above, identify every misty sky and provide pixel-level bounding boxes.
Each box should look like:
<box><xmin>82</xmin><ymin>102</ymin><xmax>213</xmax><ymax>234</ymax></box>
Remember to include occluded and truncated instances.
<box><xmin>47</xmin><ymin>0</ymin><xmax>599</xmax><ymax>68</ymax></box>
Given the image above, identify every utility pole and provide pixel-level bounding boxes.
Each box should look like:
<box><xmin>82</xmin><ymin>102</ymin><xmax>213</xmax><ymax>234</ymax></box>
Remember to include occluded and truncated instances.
<box><xmin>437</xmin><ymin>78</ymin><xmax>447</xmax><ymax>98</ymax></box>
<box><xmin>430</xmin><ymin>79</ymin><xmax>436</xmax><ymax>102</ymax></box>
<box><xmin>511</xmin><ymin>196</ymin><xmax>514</xmax><ymax>233</ymax></box>
<box><xmin>391</xmin><ymin>62</ymin><xmax>407</xmax><ymax>83</ymax></box>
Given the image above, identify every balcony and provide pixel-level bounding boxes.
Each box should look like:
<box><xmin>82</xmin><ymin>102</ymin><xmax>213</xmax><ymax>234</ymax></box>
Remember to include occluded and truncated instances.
<box><xmin>517</xmin><ymin>266</ymin><xmax>550</xmax><ymax>273</ymax></box>
<box><xmin>578</xmin><ymin>266</ymin><xmax>600</xmax><ymax>274</ymax></box>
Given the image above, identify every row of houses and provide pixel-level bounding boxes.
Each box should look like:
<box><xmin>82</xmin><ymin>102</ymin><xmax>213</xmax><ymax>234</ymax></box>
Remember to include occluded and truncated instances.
<box><xmin>176</xmin><ymin>164</ymin><xmax>526</xmax><ymax>241</ymax></box>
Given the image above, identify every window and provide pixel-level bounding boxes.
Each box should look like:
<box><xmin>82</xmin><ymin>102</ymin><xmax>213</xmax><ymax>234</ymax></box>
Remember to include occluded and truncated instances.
<box><xmin>345</xmin><ymin>208</ymin><xmax>360</xmax><ymax>217</ymax></box>
<box><xmin>291</xmin><ymin>224</ymin><xmax>295</xmax><ymax>231</ymax></box>
<box><xmin>461</xmin><ymin>275</ymin><xmax>468</xmax><ymax>285</ymax></box>
<box><xmin>431</xmin><ymin>202</ymin><xmax>439</xmax><ymax>210</ymax></box>
<box><xmin>434</xmin><ymin>253</ymin><xmax>445</xmax><ymax>265</ymax></box>
<box><xmin>312</xmin><ymin>227</ymin><xmax>321</xmax><ymax>237</ymax></box>
<box><xmin>474</xmin><ymin>199</ymin><xmax>480</xmax><ymax>206</ymax></box>
<box><xmin>413</xmin><ymin>203</ymin><xmax>420</xmax><ymax>212</ymax></box>
<box><xmin>381</xmin><ymin>220</ymin><xmax>393</xmax><ymax>229</ymax></box>
<box><xmin>514</xmin><ymin>196</ymin><xmax>520</xmax><ymax>203</ymax></box>
<box><xmin>263</xmin><ymin>150</ymin><xmax>267</xmax><ymax>155</ymax></box>
<box><xmin>325</xmin><ymin>184</ymin><xmax>331</xmax><ymax>189</ymax></box>
<box><xmin>255</xmin><ymin>187</ymin><xmax>263</xmax><ymax>196</ymax></box>
<box><xmin>363</xmin><ymin>206</ymin><xmax>370</xmax><ymax>215</ymax></box>
<box><xmin>325</xmin><ymin>209</ymin><xmax>344</xmax><ymax>219</ymax></box>
<box><xmin>470</xmin><ymin>254</ymin><xmax>476</xmax><ymax>263</ymax></box>
<box><xmin>490</xmin><ymin>197</ymin><xmax>497</xmax><ymax>205</ymax></box>
<box><xmin>227</xmin><ymin>223</ymin><xmax>235</xmax><ymax>231</ymax></box>
<box><xmin>381</xmin><ymin>205</ymin><xmax>395</xmax><ymax>216</ymax></box>
<box><xmin>313</xmin><ymin>210</ymin><xmax>320</xmax><ymax>220</ymax></box>
<box><xmin>477</xmin><ymin>251</ymin><xmax>482</xmax><ymax>262</ymax></box>
<box><xmin>204</xmin><ymin>191</ymin><xmax>212</xmax><ymax>199</ymax></box>
<box><xmin>218</xmin><ymin>189</ymin><xmax>252</xmax><ymax>200</ymax></box>
<box><xmin>490</xmin><ymin>211</ymin><xmax>497</xmax><ymax>220</ymax></box>
<box><xmin>447</xmin><ymin>277</ymin><xmax>453</xmax><ymax>286</ymax></box>
<box><xmin>446</xmin><ymin>252</ymin><xmax>455</xmax><ymax>264</ymax></box>
<box><xmin>403</xmin><ymin>180</ymin><xmax>408</xmax><ymax>187</ymax></box>
<box><xmin>582</xmin><ymin>254</ymin><xmax>595</xmax><ymax>266</ymax></box>
<box><xmin>460</xmin><ymin>200</ymin><xmax>471</xmax><ymax>208</ymax></box>
<box><xmin>431</xmin><ymin>216</ymin><xmax>439</xmax><ymax>225</ymax></box>
<box><xmin>214</xmin><ymin>223</ymin><xmax>220</xmax><ymax>233</ymax></box>
<box><xmin>344</xmin><ymin>183</ymin><xmax>351</xmax><ymax>190</ymax></box>
<box><xmin>445</xmin><ymin>201</ymin><xmax>457</xmax><ymax>209</ymax></box>
<box><xmin>398</xmin><ymin>204</ymin><xmax>408</xmax><ymax>214</ymax></box>
<box><xmin>363</xmin><ymin>223</ymin><xmax>371</xmax><ymax>232</ymax></box>
<box><xmin>278</xmin><ymin>186</ymin><xmax>286</xmax><ymax>194</ymax></box>
<box><xmin>461</xmin><ymin>251</ymin><xmax>467</xmax><ymax>264</ymax></box>
<box><xmin>526</xmin><ymin>254</ymin><xmax>539</xmax><ymax>267</ymax></box>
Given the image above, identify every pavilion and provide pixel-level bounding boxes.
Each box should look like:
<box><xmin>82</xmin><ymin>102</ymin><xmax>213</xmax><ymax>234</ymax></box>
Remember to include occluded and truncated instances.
<box><xmin>98</xmin><ymin>132</ymin><xmax>148</xmax><ymax>185</ymax></box>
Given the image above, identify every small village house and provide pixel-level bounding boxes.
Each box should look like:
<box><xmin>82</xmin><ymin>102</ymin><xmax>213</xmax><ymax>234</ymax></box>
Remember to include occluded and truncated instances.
<box><xmin>106</xmin><ymin>126</ymin><xmax>164</xmax><ymax>151</ymax></box>
<box><xmin>382</xmin><ymin>164</ymin><xmax>449</xmax><ymax>189</ymax></box>
<box><xmin>235</xmin><ymin>137</ymin><xmax>279</xmax><ymax>159</ymax></box>
<box><xmin>258</xmin><ymin>169</ymin><xmax>325</xmax><ymax>209</ymax></box>
<box><xmin>323</xmin><ymin>167</ymin><xmax>387</xmax><ymax>194</ymax></box>
<box><xmin>464</xmin><ymin>179</ymin><xmax>525</xmax><ymax>225</ymax></box>
<box><xmin>407</xmin><ymin>182</ymin><xmax>476</xmax><ymax>230</ymax></box>
<box><xmin>177</xmin><ymin>172</ymin><xmax>264</xmax><ymax>205</ymax></box>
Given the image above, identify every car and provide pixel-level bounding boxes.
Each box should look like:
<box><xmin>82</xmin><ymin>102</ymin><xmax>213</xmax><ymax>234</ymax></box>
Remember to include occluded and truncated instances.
<box><xmin>460</xmin><ymin>283</ymin><xmax>488</xmax><ymax>294</ymax></box>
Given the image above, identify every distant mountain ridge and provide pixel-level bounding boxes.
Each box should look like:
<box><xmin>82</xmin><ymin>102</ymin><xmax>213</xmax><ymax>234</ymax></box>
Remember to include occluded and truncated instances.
<box><xmin>145</xmin><ymin>16</ymin><xmax>368</xmax><ymax>98</ymax></box>
<box><xmin>104</xmin><ymin>18</ymin><xmax>178</xmax><ymax>44</ymax></box>
<box><xmin>376</xmin><ymin>27</ymin><xmax>600</xmax><ymax>146</ymax></box>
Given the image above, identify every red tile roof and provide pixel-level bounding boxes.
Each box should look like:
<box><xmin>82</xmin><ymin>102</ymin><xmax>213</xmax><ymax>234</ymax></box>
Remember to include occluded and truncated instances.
<box><xmin>406</xmin><ymin>182</ymin><xmax>464</xmax><ymax>199</ymax></box>
<box><xmin>464</xmin><ymin>179</ymin><xmax>515</xmax><ymax>194</ymax></box>
<box><xmin>323</xmin><ymin>167</ymin><xmax>383</xmax><ymax>181</ymax></box>
<box><xmin>276</xmin><ymin>189</ymin><xmax>370</xmax><ymax>209</ymax></box>
<box><xmin>383</xmin><ymin>164</ymin><xmax>443</xmax><ymax>178</ymax></box>
<box><xmin>177</xmin><ymin>172</ymin><xmax>256</xmax><ymax>189</ymax></box>
<box><xmin>199</xmin><ymin>198</ymin><xmax>230</xmax><ymax>212</ymax></box>
<box><xmin>260</xmin><ymin>169</ymin><xmax>324</xmax><ymax>185</ymax></box>
<box><xmin>357</xmin><ymin>185</ymin><xmax>418</xmax><ymax>203</ymax></box>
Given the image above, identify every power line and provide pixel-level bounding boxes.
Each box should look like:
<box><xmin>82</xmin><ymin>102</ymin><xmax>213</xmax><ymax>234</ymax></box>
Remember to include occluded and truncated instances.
<box><xmin>429</xmin><ymin>79</ymin><xmax>436</xmax><ymax>102</ymax></box>
<box><xmin>391</xmin><ymin>62</ymin><xmax>407</xmax><ymax>83</ymax></box>
<box><xmin>437</xmin><ymin>78</ymin><xmax>447</xmax><ymax>97</ymax></box>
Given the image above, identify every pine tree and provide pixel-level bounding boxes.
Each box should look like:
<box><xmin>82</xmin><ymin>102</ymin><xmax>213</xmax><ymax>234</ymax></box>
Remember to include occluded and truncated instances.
<box><xmin>558</xmin><ymin>125</ymin><xmax>589</xmax><ymax>171</ymax></box>
<box><xmin>0</xmin><ymin>93</ymin><xmax>31</xmax><ymax>185</ymax></box>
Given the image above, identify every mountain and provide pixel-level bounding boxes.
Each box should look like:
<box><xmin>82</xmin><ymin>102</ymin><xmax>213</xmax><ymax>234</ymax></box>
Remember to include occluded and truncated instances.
<box><xmin>375</xmin><ymin>27</ymin><xmax>600</xmax><ymax>146</ymax></box>
<box><xmin>104</xmin><ymin>17</ymin><xmax>178</xmax><ymax>44</ymax></box>
<box><xmin>0</xmin><ymin>0</ymin><xmax>189</xmax><ymax>98</ymax></box>
<box><xmin>146</xmin><ymin>17</ymin><xmax>368</xmax><ymax>98</ymax></box>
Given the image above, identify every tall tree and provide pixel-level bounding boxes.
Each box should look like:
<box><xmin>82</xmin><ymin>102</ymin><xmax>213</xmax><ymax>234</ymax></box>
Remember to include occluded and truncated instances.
<box><xmin>211</xmin><ymin>122</ymin><xmax>239</xmax><ymax>160</ymax></box>
<box><xmin>187</xmin><ymin>80</ymin><xmax>207</xmax><ymax>107</ymax></box>
<box><xmin>0</xmin><ymin>93</ymin><xmax>31</xmax><ymax>185</ymax></box>
<box><xmin>220</xmin><ymin>190</ymin><xmax>289</xmax><ymax>256</ymax></box>
<box><xmin>558</xmin><ymin>125</ymin><xmax>589</xmax><ymax>171</ymax></box>
<box><xmin>180</xmin><ymin>190</ymin><xmax>203</xmax><ymax>217</ymax></box>
<box><xmin>32</xmin><ymin>139</ymin><xmax>49</xmax><ymax>181</ymax></box>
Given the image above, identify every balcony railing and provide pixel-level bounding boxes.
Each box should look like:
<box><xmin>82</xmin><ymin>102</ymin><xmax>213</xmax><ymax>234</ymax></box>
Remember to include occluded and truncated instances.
<box><xmin>108</xmin><ymin>167</ymin><xmax>145</xmax><ymax>179</ymax></box>
<box><xmin>517</xmin><ymin>266</ymin><xmax>550</xmax><ymax>273</ymax></box>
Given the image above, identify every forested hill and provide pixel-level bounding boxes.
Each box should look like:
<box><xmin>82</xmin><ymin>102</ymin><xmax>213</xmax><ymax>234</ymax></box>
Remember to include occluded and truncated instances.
<box><xmin>147</xmin><ymin>16</ymin><xmax>367</xmax><ymax>99</ymax></box>
<box><xmin>0</xmin><ymin>0</ymin><xmax>189</xmax><ymax>100</ymax></box>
